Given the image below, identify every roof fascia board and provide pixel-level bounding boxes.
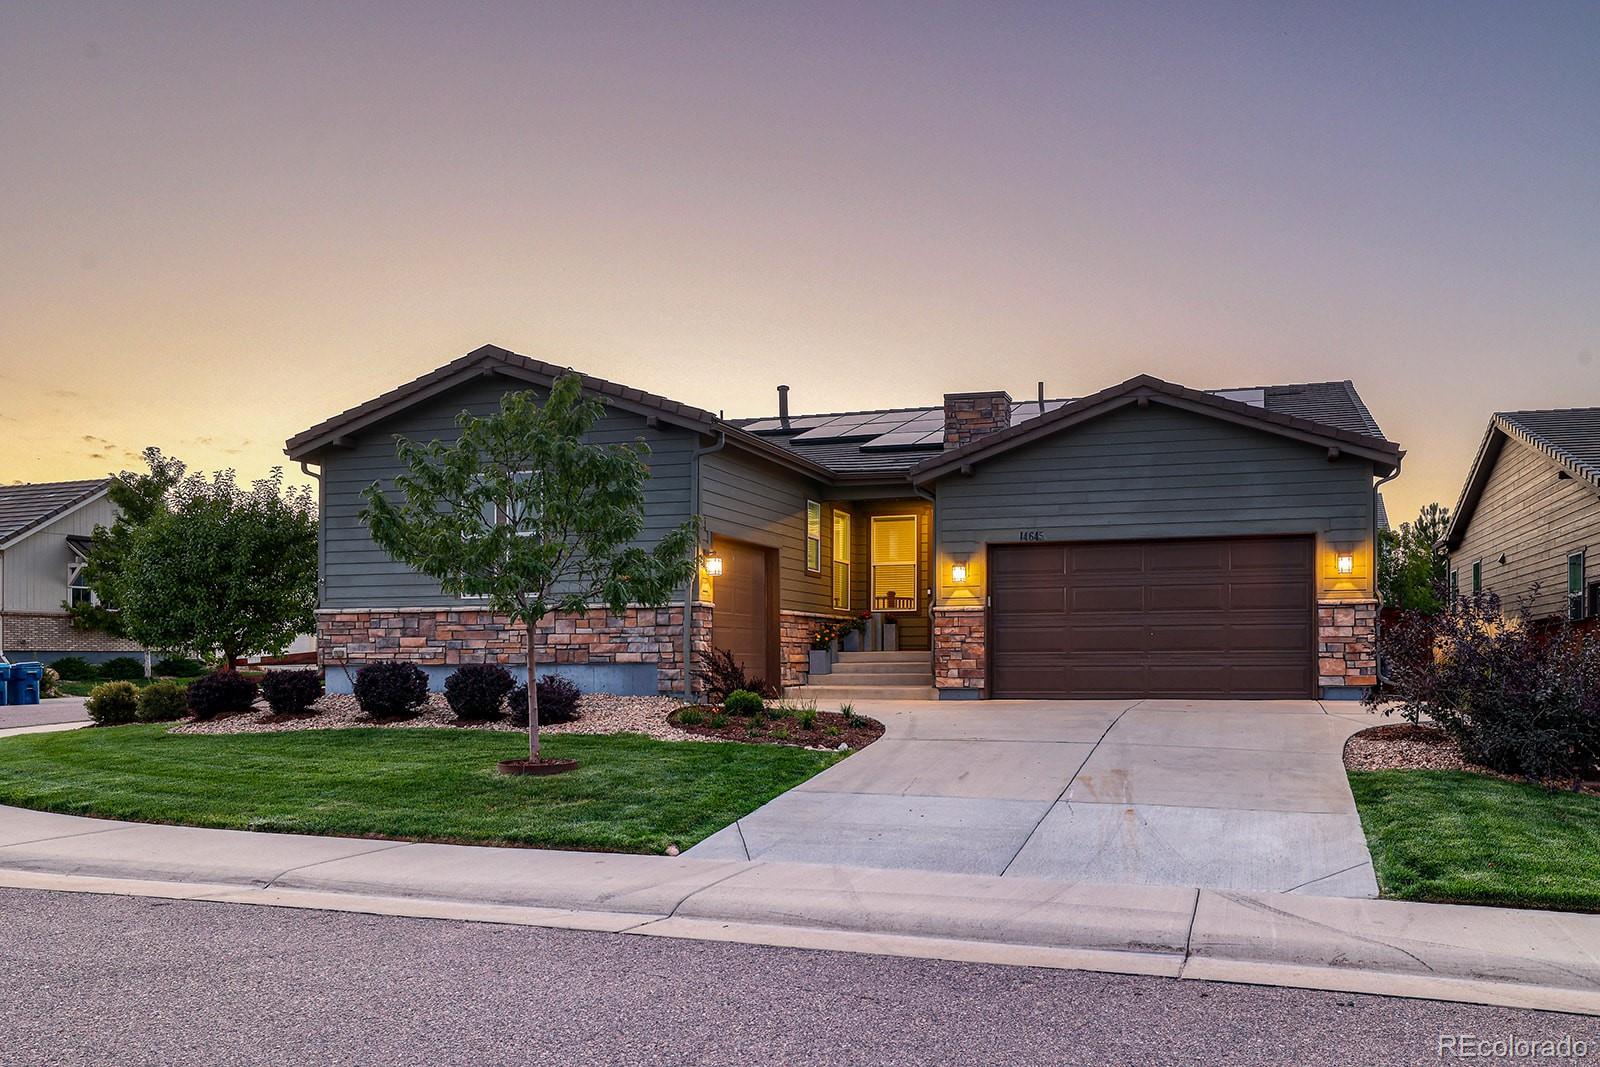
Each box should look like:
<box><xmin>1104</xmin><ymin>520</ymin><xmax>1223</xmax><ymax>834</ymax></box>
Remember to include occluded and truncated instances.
<box><xmin>0</xmin><ymin>483</ymin><xmax>112</xmax><ymax>552</ymax></box>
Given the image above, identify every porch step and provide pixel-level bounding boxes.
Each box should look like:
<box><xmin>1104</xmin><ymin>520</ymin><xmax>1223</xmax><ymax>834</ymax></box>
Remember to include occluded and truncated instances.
<box><xmin>820</xmin><ymin>670</ymin><xmax>933</xmax><ymax>686</ymax></box>
<box><xmin>835</xmin><ymin>651</ymin><xmax>929</xmax><ymax>664</ymax></box>
<box><xmin>827</xmin><ymin>659</ymin><xmax>932</xmax><ymax>676</ymax></box>
<box><xmin>789</xmin><ymin>684</ymin><xmax>939</xmax><ymax>702</ymax></box>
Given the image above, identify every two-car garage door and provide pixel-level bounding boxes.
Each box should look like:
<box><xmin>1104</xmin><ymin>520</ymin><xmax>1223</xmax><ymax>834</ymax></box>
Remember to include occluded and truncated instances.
<box><xmin>989</xmin><ymin>536</ymin><xmax>1315</xmax><ymax>699</ymax></box>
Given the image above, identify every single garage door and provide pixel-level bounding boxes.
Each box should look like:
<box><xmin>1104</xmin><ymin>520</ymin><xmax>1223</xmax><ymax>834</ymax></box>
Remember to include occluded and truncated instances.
<box><xmin>990</xmin><ymin>536</ymin><xmax>1315</xmax><ymax>699</ymax></box>
<box><xmin>710</xmin><ymin>537</ymin><xmax>778</xmax><ymax>689</ymax></box>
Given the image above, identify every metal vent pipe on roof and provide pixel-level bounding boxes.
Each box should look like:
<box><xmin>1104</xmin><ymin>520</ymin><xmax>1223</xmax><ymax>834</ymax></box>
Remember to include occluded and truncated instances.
<box><xmin>777</xmin><ymin>384</ymin><xmax>790</xmax><ymax>428</ymax></box>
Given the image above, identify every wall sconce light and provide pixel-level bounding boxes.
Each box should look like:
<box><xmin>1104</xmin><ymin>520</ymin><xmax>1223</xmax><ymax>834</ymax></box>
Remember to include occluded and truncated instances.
<box><xmin>1336</xmin><ymin>551</ymin><xmax>1355</xmax><ymax>576</ymax></box>
<box><xmin>950</xmin><ymin>561</ymin><xmax>968</xmax><ymax>584</ymax></box>
<box><xmin>702</xmin><ymin>553</ymin><xmax>723</xmax><ymax>578</ymax></box>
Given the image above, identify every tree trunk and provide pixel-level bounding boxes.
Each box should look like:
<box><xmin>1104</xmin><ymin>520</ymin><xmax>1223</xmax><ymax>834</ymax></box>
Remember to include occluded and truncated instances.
<box><xmin>525</xmin><ymin>619</ymin><xmax>541</xmax><ymax>761</ymax></box>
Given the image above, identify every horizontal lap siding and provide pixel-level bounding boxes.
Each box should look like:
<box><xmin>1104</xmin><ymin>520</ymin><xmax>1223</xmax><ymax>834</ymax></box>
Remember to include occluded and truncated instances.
<box><xmin>1</xmin><ymin>495</ymin><xmax>119</xmax><ymax>612</ymax></box>
<box><xmin>320</xmin><ymin>377</ymin><xmax>696</xmax><ymax>609</ymax></box>
<box><xmin>1450</xmin><ymin>439</ymin><xmax>1600</xmax><ymax>619</ymax></box>
<box><xmin>934</xmin><ymin>404</ymin><xmax>1376</xmax><ymax>603</ymax></box>
<box><xmin>699</xmin><ymin>449</ymin><xmax>833</xmax><ymax>617</ymax></box>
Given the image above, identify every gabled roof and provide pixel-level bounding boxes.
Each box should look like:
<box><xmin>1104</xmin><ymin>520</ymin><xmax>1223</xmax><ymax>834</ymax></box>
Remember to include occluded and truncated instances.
<box><xmin>1443</xmin><ymin>408</ymin><xmax>1600</xmax><ymax>550</ymax></box>
<box><xmin>285</xmin><ymin>344</ymin><xmax>722</xmax><ymax>460</ymax></box>
<box><xmin>0</xmin><ymin>479</ymin><xmax>111</xmax><ymax>549</ymax></box>
<box><xmin>732</xmin><ymin>379</ymin><xmax>1389</xmax><ymax>478</ymax></box>
<box><xmin>909</xmin><ymin>374</ymin><xmax>1402</xmax><ymax>484</ymax></box>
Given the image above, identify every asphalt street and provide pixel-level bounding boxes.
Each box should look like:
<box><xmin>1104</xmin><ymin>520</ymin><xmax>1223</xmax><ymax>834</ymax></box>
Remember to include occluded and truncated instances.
<box><xmin>1</xmin><ymin>886</ymin><xmax>1592</xmax><ymax>1066</ymax></box>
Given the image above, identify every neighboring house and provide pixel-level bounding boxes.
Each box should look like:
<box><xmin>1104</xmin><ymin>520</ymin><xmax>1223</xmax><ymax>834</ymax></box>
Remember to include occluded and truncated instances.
<box><xmin>0</xmin><ymin>479</ymin><xmax>143</xmax><ymax>665</ymax></box>
<box><xmin>1443</xmin><ymin>409</ymin><xmax>1600</xmax><ymax>623</ymax></box>
<box><xmin>286</xmin><ymin>344</ymin><xmax>1400</xmax><ymax>701</ymax></box>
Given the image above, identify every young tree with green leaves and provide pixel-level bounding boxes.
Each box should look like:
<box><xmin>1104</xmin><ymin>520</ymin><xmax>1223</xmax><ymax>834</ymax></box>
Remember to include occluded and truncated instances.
<box><xmin>68</xmin><ymin>447</ymin><xmax>186</xmax><ymax>636</ymax></box>
<box><xmin>118</xmin><ymin>468</ymin><xmax>318</xmax><ymax>666</ymax></box>
<box><xmin>361</xmin><ymin>375</ymin><xmax>699</xmax><ymax>768</ymax></box>
<box><xmin>1378</xmin><ymin>501</ymin><xmax>1452</xmax><ymax>614</ymax></box>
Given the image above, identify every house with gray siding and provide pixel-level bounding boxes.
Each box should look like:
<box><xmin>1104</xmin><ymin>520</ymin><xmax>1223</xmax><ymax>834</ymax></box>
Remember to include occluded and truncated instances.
<box><xmin>0</xmin><ymin>479</ymin><xmax>143</xmax><ymax>664</ymax></box>
<box><xmin>1443</xmin><ymin>409</ymin><xmax>1600</xmax><ymax>622</ymax></box>
<box><xmin>288</xmin><ymin>345</ymin><xmax>1400</xmax><ymax>701</ymax></box>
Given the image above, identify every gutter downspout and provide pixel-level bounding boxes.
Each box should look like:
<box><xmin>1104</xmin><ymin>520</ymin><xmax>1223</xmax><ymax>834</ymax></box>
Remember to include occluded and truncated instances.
<box><xmin>300</xmin><ymin>459</ymin><xmax>325</xmax><ymax>618</ymax></box>
<box><xmin>1372</xmin><ymin>452</ymin><xmax>1404</xmax><ymax>685</ymax></box>
<box><xmin>685</xmin><ymin>431</ymin><xmax>727</xmax><ymax>699</ymax></box>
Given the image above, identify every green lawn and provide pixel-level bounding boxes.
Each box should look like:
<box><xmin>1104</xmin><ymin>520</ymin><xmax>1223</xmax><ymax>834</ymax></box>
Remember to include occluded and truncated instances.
<box><xmin>1349</xmin><ymin>770</ymin><xmax>1600</xmax><ymax>912</ymax></box>
<box><xmin>0</xmin><ymin>725</ymin><xmax>840</xmax><ymax>853</ymax></box>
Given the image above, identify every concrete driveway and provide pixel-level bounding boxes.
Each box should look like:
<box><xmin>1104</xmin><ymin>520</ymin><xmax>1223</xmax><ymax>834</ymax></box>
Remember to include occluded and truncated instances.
<box><xmin>0</xmin><ymin>697</ymin><xmax>91</xmax><ymax>735</ymax></box>
<box><xmin>687</xmin><ymin>698</ymin><xmax>1380</xmax><ymax>897</ymax></box>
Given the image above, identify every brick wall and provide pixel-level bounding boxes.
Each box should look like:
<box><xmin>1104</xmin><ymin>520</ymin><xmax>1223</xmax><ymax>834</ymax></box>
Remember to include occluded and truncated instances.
<box><xmin>778</xmin><ymin>609</ymin><xmax>857</xmax><ymax>689</ymax></box>
<box><xmin>943</xmin><ymin>391</ymin><xmax>1012</xmax><ymax>449</ymax></box>
<box><xmin>318</xmin><ymin>604</ymin><xmax>710</xmax><ymax>696</ymax></box>
<box><xmin>0</xmin><ymin>611</ymin><xmax>143</xmax><ymax>655</ymax></box>
<box><xmin>932</xmin><ymin>606</ymin><xmax>986</xmax><ymax>691</ymax></box>
<box><xmin>1318</xmin><ymin>599</ymin><xmax>1378</xmax><ymax>694</ymax></box>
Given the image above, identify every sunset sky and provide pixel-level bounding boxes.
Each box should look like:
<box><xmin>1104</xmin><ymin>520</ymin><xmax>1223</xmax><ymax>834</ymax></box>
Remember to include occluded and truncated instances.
<box><xmin>3</xmin><ymin>2</ymin><xmax>1597</xmax><ymax>524</ymax></box>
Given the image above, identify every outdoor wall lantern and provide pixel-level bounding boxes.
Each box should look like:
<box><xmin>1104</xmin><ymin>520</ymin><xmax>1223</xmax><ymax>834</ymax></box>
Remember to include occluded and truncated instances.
<box><xmin>950</xmin><ymin>561</ymin><xmax>968</xmax><ymax>584</ymax></box>
<box><xmin>702</xmin><ymin>553</ymin><xmax>724</xmax><ymax>578</ymax></box>
<box><xmin>1336</xmin><ymin>551</ymin><xmax>1355</xmax><ymax>576</ymax></box>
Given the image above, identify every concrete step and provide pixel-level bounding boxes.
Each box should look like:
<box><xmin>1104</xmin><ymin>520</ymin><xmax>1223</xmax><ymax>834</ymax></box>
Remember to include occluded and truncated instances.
<box><xmin>818</xmin><ymin>670</ymin><xmax>934</xmax><ymax>686</ymax></box>
<box><xmin>825</xmin><ymin>659</ymin><xmax>933</xmax><ymax>675</ymax></box>
<box><xmin>789</xmin><ymin>684</ymin><xmax>939</xmax><ymax>702</ymax></box>
<box><xmin>835</xmin><ymin>651</ymin><xmax>930</xmax><ymax>664</ymax></box>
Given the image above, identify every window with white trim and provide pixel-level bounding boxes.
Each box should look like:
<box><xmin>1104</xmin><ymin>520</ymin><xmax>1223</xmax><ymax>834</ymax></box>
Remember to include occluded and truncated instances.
<box><xmin>1471</xmin><ymin>560</ymin><xmax>1482</xmax><ymax>595</ymax></box>
<box><xmin>805</xmin><ymin>500</ymin><xmax>822</xmax><ymax>573</ymax></box>
<box><xmin>831</xmin><ymin>510</ymin><xmax>851</xmax><ymax>610</ymax></box>
<box><xmin>67</xmin><ymin>541</ymin><xmax>95</xmax><ymax>608</ymax></box>
<box><xmin>1569</xmin><ymin>550</ymin><xmax>1587</xmax><ymax>621</ymax></box>
<box><xmin>871</xmin><ymin>514</ymin><xmax>917</xmax><ymax>612</ymax></box>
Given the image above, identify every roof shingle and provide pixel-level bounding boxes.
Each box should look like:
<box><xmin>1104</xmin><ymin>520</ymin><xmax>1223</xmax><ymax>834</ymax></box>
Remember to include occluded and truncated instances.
<box><xmin>0</xmin><ymin>479</ymin><xmax>110</xmax><ymax>546</ymax></box>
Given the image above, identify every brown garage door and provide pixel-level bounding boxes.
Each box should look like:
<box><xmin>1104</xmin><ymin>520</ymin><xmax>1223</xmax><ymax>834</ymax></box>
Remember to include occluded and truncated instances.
<box><xmin>990</xmin><ymin>536</ymin><xmax>1315</xmax><ymax>699</ymax></box>
<box><xmin>710</xmin><ymin>537</ymin><xmax>778</xmax><ymax>690</ymax></box>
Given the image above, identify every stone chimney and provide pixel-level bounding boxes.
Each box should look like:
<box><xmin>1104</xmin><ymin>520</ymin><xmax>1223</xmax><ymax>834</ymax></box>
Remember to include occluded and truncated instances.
<box><xmin>943</xmin><ymin>391</ymin><xmax>1012</xmax><ymax>449</ymax></box>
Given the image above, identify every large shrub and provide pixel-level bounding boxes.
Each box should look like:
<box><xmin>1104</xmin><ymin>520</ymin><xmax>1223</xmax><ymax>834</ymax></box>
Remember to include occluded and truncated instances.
<box><xmin>1375</xmin><ymin>594</ymin><xmax>1600</xmax><ymax>783</ymax></box>
<box><xmin>99</xmin><ymin>656</ymin><xmax>146</xmax><ymax>681</ymax></box>
<box><xmin>445</xmin><ymin>664</ymin><xmax>515</xmax><ymax>720</ymax></box>
<box><xmin>153</xmin><ymin>655</ymin><xmax>207</xmax><ymax>677</ymax></box>
<box><xmin>508</xmin><ymin>675</ymin><xmax>582</xmax><ymax>727</ymax></box>
<box><xmin>136</xmin><ymin>680</ymin><xmax>190</xmax><ymax>723</ymax></box>
<box><xmin>85</xmin><ymin>681</ymin><xmax>140</xmax><ymax>725</ymax></box>
<box><xmin>186</xmin><ymin>669</ymin><xmax>259</xmax><ymax>720</ymax></box>
<box><xmin>353</xmin><ymin>661</ymin><xmax>429</xmax><ymax>718</ymax></box>
<box><xmin>260</xmin><ymin>669</ymin><xmax>323</xmax><ymax>715</ymax></box>
<box><xmin>50</xmin><ymin>656</ymin><xmax>98</xmax><ymax>681</ymax></box>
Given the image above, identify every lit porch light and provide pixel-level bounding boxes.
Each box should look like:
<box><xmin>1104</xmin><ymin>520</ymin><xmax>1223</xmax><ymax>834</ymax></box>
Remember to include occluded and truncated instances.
<box><xmin>1336</xmin><ymin>551</ymin><xmax>1355</xmax><ymax>576</ymax></box>
<box><xmin>950</xmin><ymin>561</ymin><xmax>968</xmax><ymax>584</ymax></box>
<box><xmin>702</xmin><ymin>553</ymin><xmax>724</xmax><ymax>578</ymax></box>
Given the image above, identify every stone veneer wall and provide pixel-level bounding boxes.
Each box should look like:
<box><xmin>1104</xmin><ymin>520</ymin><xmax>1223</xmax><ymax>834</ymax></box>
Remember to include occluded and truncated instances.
<box><xmin>942</xmin><ymin>391</ymin><xmax>1012</xmax><ymax>449</ymax></box>
<box><xmin>0</xmin><ymin>611</ymin><xmax>143</xmax><ymax>655</ymax></box>
<box><xmin>1318</xmin><ymin>599</ymin><xmax>1378</xmax><ymax>694</ymax></box>
<box><xmin>318</xmin><ymin>604</ymin><xmax>711</xmax><ymax>696</ymax></box>
<box><xmin>932</xmin><ymin>606</ymin><xmax>986</xmax><ymax>692</ymax></box>
<box><xmin>779</xmin><ymin>609</ymin><xmax>858</xmax><ymax>690</ymax></box>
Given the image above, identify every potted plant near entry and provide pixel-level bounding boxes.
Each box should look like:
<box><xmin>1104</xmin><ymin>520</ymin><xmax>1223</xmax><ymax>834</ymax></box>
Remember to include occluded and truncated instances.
<box><xmin>808</xmin><ymin>624</ymin><xmax>834</xmax><ymax>677</ymax></box>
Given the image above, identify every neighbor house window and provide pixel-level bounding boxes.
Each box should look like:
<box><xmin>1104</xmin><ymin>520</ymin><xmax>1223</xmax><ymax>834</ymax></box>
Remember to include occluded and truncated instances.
<box><xmin>463</xmin><ymin>472</ymin><xmax>538</xmax><ymax>599</ymax></box>
<box><xmin>831</xmin><ymin>511</ymin><xmax>851</xmax><ymax>610</ymax></box>
<box><xmin>1449</xmin><ymin>568</ymin><xmax>1459</xmax><ymax>604</ymax></box>
<box><xmin>1569</xmin><ymin>551</ymin><xmax>1587</xmax><ymax>621</ymax></box>
<box><xmin>1471</xmin><ymin>560</ymin><xmax>1482</xmax><ymax>595</ymax></box>
<box><xmin>66</xmin><ymin>541</ymin><xmax>95</xmax><ymax>608</ymax></box>
<box><xmin>806</xmin><ymin>500</ymin><xmax>822</xmax><ymax>572</ymax></box>
<box><xmin>871</xmin><ymin>515</ymin><xmax>917</xmax><ymax>611</ymax></box>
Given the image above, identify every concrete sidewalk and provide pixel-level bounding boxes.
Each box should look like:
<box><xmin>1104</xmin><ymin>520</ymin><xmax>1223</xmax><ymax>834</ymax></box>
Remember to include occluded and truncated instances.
<box><xmin>1</xmin><ymin>804</ymin><xmax>1596</xmax><ymax>1014</ymax></box>
<box><xmin>0</xmin><ymin>697</ymin><xmax>91</xmax><ymax>736</ymax></box>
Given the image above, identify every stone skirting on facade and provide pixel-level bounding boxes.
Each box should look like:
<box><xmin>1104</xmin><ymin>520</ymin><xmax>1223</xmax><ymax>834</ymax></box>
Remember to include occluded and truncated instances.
<box><xmin>0</xmin><ymin>611</ymin><xmax>143</xmax><ymax>656</ymax></box>
<box><xmin>779</xmin><ymin>609</ymin><xmax>858</xmax><ymax>689</ymax></box>
<box><xmin>317</xmin><ymin>604</ymin><xmax>710</xmax><ymax>696</ymax></box>
<box><xmin>1318</xmin><ymin>598</ymin><xmax>1378</xmax><ymax>693</ymax></box>
<box><xmin>932</xmin><ymin>606</ymin><xmax>986</xmax><ymax>692</ymax></box>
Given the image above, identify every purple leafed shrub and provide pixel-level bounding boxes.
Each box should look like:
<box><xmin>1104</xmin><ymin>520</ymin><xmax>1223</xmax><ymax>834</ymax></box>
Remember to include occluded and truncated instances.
<box><xmin>507</xmin><ymin>674</ymin><xmax>582</xmax><ymax>727</ymax></box>
<box><xmin>260</xmin><ymin>669</ymin><xmax>323</xmax><ymax>715</ymax></box>
<box><xmin>444</xmin><ymin>664</ymin><xmax>516</xmax><ymax>720</ymax></box>
<box><xmin>1372</xmin><ymin>593</ymin><xmax>1600</xmax><ymax>784</ymax></box>
<box><xmin>353</xmin><ymin>661</ymin><xmax>430</xmax><ymax>719</ymax></box>
<box><xmin>187</xmin><ymin>669</ymin><xmax>260</xmax><ymax>720</ymax></box>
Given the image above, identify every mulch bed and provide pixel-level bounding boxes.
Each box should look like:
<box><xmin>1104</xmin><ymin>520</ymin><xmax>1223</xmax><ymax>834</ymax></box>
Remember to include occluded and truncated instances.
<box><xmin>1344</xmin><ymin>722</ymin><xmax>1600</xmax><ymax>794</ymax></box>
<box><xmin>669</xmin><ymin>706</ymin><xmax>884</xmax><ymax>750</ymax></box>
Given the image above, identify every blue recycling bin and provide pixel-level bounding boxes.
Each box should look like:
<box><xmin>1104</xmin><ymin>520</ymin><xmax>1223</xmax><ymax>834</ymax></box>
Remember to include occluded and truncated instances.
<box><xmin>0</xmin><ymin>664</ymin><xmax>10</xmax><ymax>706</ymax></box>
<box><xmin>7</xmin><ymin>662</ymin><xmax>41</xmax><ymax>705</ymax></box>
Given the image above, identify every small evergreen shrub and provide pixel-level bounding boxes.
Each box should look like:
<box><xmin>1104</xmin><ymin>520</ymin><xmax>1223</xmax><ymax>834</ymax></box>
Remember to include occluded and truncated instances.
<box><xmin>353</xmin><ymin>661</ymin><xmax>430</xmax><ymax>718</ymax></box>
<box><xmin>99</xmin><ymin>656</ymin><xmax>146</xmax><ymax>681</ymax></box>
<box><xmin>187</xmin><ymin>669</ymin><xmax>260</xmax><ymax>720</ymax></box>
<box><xmin>723</xmin><ymin>689</ymin><xmax>764</xmax><ymax>717</ymax></box>
<box><xmin>507</xmin><ymin>675</ymin><xmax>584</xmax><ymax>727</ymax></box>
<box><xmin>50</xmin><ymin>656</ymin><xmax>98</xmax><ymax>681</ymax></box>
<box><xmin>136</xmin><ymin>680</ymin><xmax>190</xmax><ymax>723</ymax></box>
<box><xmin>444</xmin><ymin>664</ymin><xmax>516</xmax><ymax>720</ymax></box>
<box><xmin>153</xmin><ymin>655</ymin><xmax>207</xmax><ymax>677</ymax></box>
<box><xmin>260</xmin><ymin>669</ymin><xmax>323</xmax><ymax>715</ymax></box>
<box><xmin>708</xmin><ymin>712</ymin><xmax>729</xmax><ymax>729</ymax></box>
<box><xmin>86</xmin><ymin>681</ymin><xmax>140</xmax><ymax>725</ymax></box>
<box><xmin>677</xmin><ymin>707</ymin><xmax>705</xmax><ymax>726</ymax></box>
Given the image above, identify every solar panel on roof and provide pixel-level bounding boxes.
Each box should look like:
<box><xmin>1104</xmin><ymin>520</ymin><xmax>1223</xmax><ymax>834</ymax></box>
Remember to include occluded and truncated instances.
<box><xmin>742</xmin><ymin>414</ymin><xmax>835</xmax><ymax>434</ymax></box>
